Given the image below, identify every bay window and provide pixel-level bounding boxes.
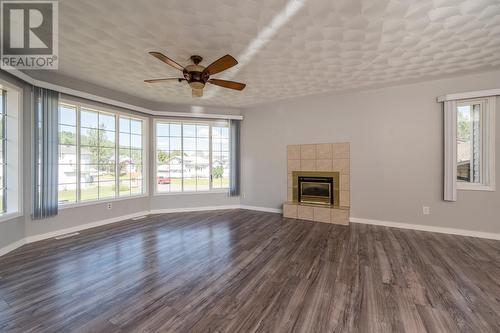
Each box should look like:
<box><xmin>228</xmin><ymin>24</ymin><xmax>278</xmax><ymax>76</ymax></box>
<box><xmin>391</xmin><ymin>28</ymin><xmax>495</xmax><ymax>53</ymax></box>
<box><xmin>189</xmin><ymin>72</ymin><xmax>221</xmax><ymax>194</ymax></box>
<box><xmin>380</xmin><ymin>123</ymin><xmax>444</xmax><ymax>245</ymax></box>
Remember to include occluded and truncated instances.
<box><xmin>58</xmin><ymin>102</ymin><xmax>146</xmax><ymax>205</ymax></box>
<box><xmin>155</xmin><ymin>119</ymin><xmax>230</xmax><ymax>193</ymax></box>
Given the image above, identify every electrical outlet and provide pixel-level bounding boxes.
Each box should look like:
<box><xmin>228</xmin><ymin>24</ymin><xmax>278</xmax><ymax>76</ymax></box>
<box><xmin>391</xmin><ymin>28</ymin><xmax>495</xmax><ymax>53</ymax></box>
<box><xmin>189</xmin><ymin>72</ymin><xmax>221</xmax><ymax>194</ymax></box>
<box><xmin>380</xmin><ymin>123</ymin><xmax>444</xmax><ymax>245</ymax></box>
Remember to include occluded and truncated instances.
<box><xmin>422</xmin><ymin>206</ymin><xmax>431</xmax><ymax>215</ymax></box>
<box><xmin>107</xmin><ymin>203</ymin><xmax>112</xmax><ymax>210</ymax></box>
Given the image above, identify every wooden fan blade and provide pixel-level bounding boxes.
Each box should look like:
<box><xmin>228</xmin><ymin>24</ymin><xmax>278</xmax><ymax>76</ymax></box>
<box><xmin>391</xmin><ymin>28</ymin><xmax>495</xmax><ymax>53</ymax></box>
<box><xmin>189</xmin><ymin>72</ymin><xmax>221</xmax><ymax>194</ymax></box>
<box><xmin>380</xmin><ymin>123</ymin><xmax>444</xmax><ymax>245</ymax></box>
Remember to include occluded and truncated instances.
<box><xmin>144</xmin><ymin>78</ymin><xmax>184</xmax><ymax>83</ymax></box>
<box><xmin>208</xmin><ymin>79</ymin><xmax>246</xmax><ymax>91</ymax></box>
<box><xmin>149</xmin><ymin>52</ymin><xmax>184</xmax><ymax>71</ymax></box>
<box><xmin>192</xmin><ymin>88</ymin><xmax>203</xmax><ymax>97</ymax></box>
<box><xmin>203</xmin><ymin>55</ymin><xmax>237</xmax><ymax>75</ymax></box>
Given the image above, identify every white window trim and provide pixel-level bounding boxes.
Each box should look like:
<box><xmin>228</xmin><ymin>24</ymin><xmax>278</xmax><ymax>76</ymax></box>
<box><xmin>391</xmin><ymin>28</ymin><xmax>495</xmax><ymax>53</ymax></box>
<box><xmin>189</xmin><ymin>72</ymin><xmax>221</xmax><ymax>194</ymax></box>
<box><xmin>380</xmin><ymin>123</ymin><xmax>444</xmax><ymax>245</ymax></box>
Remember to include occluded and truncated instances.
<box><xmin>456</xmin><ymin>97</ymin><xmax>496</xmax><ymax>192</ymax></box>
<box><xmin>0</xmin><ymin>79</ymin><xmax>23</xmax><ymax>222</ymax></box>
<box><xmin>58</xmin><ymin>99</ymin><xmax>149</xmax><ymax>208</ymax></box>
<box><xmin>153</xmin><ymin>118</ymin><xmax>230</xmax><ymax>196</ymax></box>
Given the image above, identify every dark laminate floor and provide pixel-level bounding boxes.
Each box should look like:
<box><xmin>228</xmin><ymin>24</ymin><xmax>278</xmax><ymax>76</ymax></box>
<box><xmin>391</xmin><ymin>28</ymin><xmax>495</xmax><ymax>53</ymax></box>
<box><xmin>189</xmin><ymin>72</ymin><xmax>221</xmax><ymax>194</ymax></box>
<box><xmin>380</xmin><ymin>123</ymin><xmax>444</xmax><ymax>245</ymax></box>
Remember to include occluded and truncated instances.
<box><xmin>0</xmin><ymin>209</ymin><xmax>499</xmax><ymax>332</ymax></box>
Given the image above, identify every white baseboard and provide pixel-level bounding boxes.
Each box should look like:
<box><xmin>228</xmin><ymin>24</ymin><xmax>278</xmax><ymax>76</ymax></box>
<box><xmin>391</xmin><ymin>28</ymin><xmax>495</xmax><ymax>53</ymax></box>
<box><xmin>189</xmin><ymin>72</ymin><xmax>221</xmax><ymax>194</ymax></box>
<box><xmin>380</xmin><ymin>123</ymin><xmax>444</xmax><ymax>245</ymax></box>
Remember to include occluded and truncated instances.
<box><xmin>350</xmin><ymin>217</ymin><xmax>500</xmax><ymax>240</ymax></box>
<box><xmin>3</xmin><ymin>207</ymin><xmax>499</xmax><ymax>258</ymax></box>
<box><xmin>24</xmin><ymin>211</ymin><xmax>150</xmax><ymax>243</ymax></box>
<box><xmin>239</xmin><ymin>205</ymin><xmax>282</xmax><ymax>214</ymax></box>
<box><xmin>0</xmin><ymin>238</ymin><xmax>26</xmax><ymax>257</ymax></box>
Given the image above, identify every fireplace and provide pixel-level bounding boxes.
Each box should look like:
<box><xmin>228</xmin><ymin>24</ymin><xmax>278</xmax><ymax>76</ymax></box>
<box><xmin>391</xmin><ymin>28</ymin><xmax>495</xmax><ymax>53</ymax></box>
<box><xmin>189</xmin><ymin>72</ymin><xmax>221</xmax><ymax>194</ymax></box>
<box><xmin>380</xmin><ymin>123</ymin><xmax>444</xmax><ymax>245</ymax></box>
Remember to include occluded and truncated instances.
<box><xmin>292</xmin><ymin>171</ymin><xmax>340</xmax><ymax>207</ymax></box>
<box><xmin>298</xmin><ymin>176</ymin><xmax>333</xmax><ymax>205</ymax></box>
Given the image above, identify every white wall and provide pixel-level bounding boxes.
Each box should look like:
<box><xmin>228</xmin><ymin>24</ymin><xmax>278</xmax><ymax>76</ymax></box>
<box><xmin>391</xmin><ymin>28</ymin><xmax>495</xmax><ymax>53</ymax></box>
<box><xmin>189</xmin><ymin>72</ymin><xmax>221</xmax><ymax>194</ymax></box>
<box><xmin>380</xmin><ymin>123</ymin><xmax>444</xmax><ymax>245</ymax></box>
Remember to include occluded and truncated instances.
<box><xmin>240</xmin><ymin>70</ymin><xmax>500</xmax><ymax>234</ymax></box>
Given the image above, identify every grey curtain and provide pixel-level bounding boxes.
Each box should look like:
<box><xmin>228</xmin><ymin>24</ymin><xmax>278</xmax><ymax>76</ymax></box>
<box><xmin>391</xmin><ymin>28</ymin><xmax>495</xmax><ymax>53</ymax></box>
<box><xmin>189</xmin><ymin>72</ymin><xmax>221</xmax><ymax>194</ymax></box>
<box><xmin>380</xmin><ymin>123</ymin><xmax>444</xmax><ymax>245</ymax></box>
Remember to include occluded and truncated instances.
<box><xmin>33</xmin><ymin>87</ymin><xmax>59</xmax><ymax>219</ymax></box>
<box><xmin>229</xmin><ymin>119</ymin><xmax>241</xmax><ymax>196</ymax></box>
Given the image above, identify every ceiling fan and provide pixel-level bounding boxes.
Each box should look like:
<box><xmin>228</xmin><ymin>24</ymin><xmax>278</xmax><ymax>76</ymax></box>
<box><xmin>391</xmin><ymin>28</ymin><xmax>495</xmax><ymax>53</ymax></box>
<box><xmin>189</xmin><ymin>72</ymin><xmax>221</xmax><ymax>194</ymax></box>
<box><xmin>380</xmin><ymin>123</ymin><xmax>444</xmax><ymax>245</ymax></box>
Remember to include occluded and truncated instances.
<box><xmin>145</xmin><ymin>52</ymin><xmax>246</xmax><ymax>97</ymax></box>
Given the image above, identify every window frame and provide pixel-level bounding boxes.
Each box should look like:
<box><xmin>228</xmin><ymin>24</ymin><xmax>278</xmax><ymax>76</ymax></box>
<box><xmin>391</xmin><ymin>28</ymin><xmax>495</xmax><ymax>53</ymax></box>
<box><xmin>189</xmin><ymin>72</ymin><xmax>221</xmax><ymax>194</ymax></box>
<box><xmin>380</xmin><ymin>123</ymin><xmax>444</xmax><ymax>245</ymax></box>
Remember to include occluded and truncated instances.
<box><xmin>0</xmin><ymin>80</ymin><xmax>23</xmax><ymax>223</ymax></box>
<box><xmin>58</xmin><ymin>99</ymin><xmax>149</xmax><ymax>208</ymax></box>
<box><xmin>153</xmin><ymin>118</ymin><xmax>230</xmax><ymax>196</ymax></box>
<box><xmin>1</xmin><ymin>89</ymin><xmax>6</xmax><ymax>214</ymax></box>
<box><xmin>456</xmin><ymin>97</ymin><xmax>496</xmax><ymax>192</ymax></box>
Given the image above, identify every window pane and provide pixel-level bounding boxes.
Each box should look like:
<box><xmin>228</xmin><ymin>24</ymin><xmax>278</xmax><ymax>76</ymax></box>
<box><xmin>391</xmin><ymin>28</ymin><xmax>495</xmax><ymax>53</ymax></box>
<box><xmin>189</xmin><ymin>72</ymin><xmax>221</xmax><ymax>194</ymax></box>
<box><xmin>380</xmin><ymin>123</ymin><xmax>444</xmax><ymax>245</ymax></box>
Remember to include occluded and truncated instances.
<box><xmin>100</xmin><ymin>147</ymin><xmax>116</xmax><ymax>164</ymax></box>
<box><xmin>130</xmin><ymin>164</ymin><xmax>142</xmax><ymax>181</ymax></box>
<box><xmin>212</xmin><ymin>127</ymin><xmax>221</xmax><ymax>138</ymax></box>
<box><xmin>59</xmin><ymin>125</ymin><xmax>76</xmax><ymax>145</ymax></box>
<box><xmin>100</xmin><ymin>130</ymin><xmax>116</xmax><ymax>147</ymax></box>
<box><xmin>131</xmin><ymin>134</ymin><xmax>141</xmax><ymax>149</ymax></box>
<box><xmin>157</xmin><ymin>137</ymin><xmax>169</xmax><ymax>150</ymax></box>
<box><xmin>130</xmin><ymin>120</ymin><xmax>142</xmax><ymax>135</ymax></box>
<box><xmin>80</xmin><ymin>164</ymin><xmax>98</xmax><ymax>183</ymax></box>
<box><xmin>170</xmin><ymin>177</ymin><xmax>182</xmax><ymax>192</ymax></box>
<box><xmin>183</xmin><ymin>178</ymin><xmax>196</xmax><ymax>191</ymax></box>
<box><xmin>170</xmin><ymin>137</ymin><xmax>181</xmax><ymax>151</ymax></box>
<box><xmin>99</xmin><ymin>163</ymin><xmax>116</xmax><ymax>182</ymax></box>
<box><xmin>131</xmin><ymin>179</ymin><xmax>142</xmax><ymax>195</ymax></box>
<box><xmin>59</xmin><ymin>145</ymin><xmax>76</xmax><ymax>164</ymax></box>
<box><xmin>119</xmin><ymin>180</ymin><xmax>131</xmax><ymax>196</ymax></box>
<box><xmin>80</xmin><ymin>146</ymin><xmax>94</xmax><ymax>164</ymax></box>
<box><xmin>156</xmin><ymin>123</ymin><xmax>169</xmax><ymax>136</ymax></box>
<box><xmin>59</xmin><ymin>164</ymin><xmax>77</xmax><ymax>184</ymax></box>
<box><xmin>457</xmin><ymin>104</ymin><xmax>481</xmax><ymax>183</ymax></box>
<box><xmin>197</xmin><ymin>178</ymin><xmax>209</xmax><ymax>191</ymax></box>
<box><xmin>119</xmin><ymin>117</ymin><xmax>130</xmax><ymax>133</ymax></box>
<box><xmin>120</xmin><ymin>132</ymin><xmax>130</xmax><ymax>148</ymax></box>
<box><xmin>170</xmin><ymin>123</ymin><xmax>181</xmax><ymax>136</ymax></box>
<box><xmin>80</xmin><ymin>128</ymin><xmax>98</xmax><ymax>146</ymax></box>
<box><xmin>157</xmin><ymin>166</ymin><xmax>170</xmax><ymax>192</ymax></box>
<box><xmin>183</xmin><ymin>151</ymin><xmax>196</xmax><ymax>178</ymax></box>
<box><xmin>99</xmin><ymin>113</ymin><xmax>115</xmax><ymax>131</ymax></box>
<box><xmin>58</xmin><ymin>184</ymin><xmax>76</xmax><ymax>204</ymax></box>
<box><xmin>183</xmin><ymin>137</ymin><xmax>196</xmax><ymax>150</ymax></box>
<box><xmin>119</xmin><ymin>148</ymin><xmax>131</xmax><ymax>160</ymax></box>
<box><xmin>81</xmin><ymin>109</ymin><xmax>98</xmax><ymax>128</ymax></box>
<box><xmin>197</xmin><ymin>137</ymin><xmax>209</xmax><ymax>151</ymax></box>
<box><xmin>81</xmin><ymin>182</ymin><xmax>98</xmax><ymax>201</ymax></box>
<box><xmin>183</xmin><ymin>124</ymin><xmax>196</xmax><ymax>137</ymax></box>
<box><xmin>197</xmin><ymin>124</ymin><xmax>209</xmax><ymax>137</ymax></box>
<box><xmin>99</xmin><ymin>181</ymin><xmax>115</xmax><ymax>199</ymax></box>
<box><xmin>220</xmin><ymin>127</ymin><xmax>229</xmax><ymax>138</ymax></box>
<box><xmin>130</xmin><ymin>149</ymin><xmax>142</xmax><ymax>165</ymax></box>
<box><xmin>59</xmin><ymin>105</ymin><xmax>77</xmax><ymax>126</ymax></box>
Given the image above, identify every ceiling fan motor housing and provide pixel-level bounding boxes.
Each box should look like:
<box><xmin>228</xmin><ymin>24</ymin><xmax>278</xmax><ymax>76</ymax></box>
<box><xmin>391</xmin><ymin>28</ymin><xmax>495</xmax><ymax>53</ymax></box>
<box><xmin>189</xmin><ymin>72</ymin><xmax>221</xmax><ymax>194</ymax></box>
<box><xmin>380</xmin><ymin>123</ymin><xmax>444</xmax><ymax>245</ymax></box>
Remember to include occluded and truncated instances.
<box><xmin>184</xmin><ymin>63</ymin><xmax>209</xmax><ymax>90</ymax></box>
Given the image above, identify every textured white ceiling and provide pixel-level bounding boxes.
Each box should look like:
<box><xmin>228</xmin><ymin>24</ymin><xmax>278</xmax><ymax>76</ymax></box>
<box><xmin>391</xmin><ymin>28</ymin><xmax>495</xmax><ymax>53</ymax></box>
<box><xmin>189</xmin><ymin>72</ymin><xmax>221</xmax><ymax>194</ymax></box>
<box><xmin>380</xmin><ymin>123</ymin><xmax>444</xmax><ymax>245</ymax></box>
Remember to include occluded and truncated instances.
<box><xmin>37</xmin><ymin>0</ymin><xmax>500</xmax><ymax>107</ymax></box>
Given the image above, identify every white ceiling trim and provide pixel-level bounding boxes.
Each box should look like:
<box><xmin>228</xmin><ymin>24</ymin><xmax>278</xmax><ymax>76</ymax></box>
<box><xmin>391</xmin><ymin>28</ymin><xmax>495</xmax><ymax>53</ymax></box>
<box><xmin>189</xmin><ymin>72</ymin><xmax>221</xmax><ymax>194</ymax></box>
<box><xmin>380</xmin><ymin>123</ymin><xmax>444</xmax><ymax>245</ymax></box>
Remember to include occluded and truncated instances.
<box><xmin>437</xmin><ymin>89</ymin><xmax>500</xmax><ymax>103</ymax></box>
<box><xmin>5</xmin><ymin>69</ymin><xmax>243</xmax><ymax>120</ymax></box>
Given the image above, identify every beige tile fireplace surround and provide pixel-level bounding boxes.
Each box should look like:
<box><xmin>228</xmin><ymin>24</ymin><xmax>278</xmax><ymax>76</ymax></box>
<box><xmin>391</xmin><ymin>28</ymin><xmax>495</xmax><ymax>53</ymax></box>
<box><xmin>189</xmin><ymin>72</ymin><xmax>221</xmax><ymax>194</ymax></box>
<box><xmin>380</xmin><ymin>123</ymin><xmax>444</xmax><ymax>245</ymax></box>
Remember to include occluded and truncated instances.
<box><xmin>283</xmin><ymin>143</ymin><xmax>350</xmax><ymax>225</ymax></box>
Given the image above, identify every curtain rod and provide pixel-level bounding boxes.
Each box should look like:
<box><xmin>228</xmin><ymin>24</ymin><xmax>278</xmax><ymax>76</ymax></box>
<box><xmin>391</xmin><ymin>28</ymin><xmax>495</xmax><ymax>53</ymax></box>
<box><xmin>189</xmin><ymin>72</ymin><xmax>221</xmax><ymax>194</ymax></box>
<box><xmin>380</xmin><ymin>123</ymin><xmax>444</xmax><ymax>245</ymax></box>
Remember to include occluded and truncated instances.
<box><xmin>4</xmin><ymin>69</ymin><xmax>243</xmax><ymax>120</ymax></box>
<box><xmin>437</xmin><ymin>88</ymin><xmax>500</xmax><ymax>102</ymax></box>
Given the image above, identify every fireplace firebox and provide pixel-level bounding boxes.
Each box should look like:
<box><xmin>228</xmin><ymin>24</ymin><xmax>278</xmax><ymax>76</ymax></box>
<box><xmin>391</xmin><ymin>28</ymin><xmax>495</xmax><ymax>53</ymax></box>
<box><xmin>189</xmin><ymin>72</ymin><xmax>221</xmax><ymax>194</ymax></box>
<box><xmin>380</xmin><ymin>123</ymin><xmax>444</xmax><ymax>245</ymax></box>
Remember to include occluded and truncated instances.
<box><xmin>298</xmin><ymin>176</ymin><xmax>333</xmax><ymax>205</ymax></box>
<box><xmin>292</xmin><ymin>171</ymin><xmax>340</xmax><ymax>207</ymax></box>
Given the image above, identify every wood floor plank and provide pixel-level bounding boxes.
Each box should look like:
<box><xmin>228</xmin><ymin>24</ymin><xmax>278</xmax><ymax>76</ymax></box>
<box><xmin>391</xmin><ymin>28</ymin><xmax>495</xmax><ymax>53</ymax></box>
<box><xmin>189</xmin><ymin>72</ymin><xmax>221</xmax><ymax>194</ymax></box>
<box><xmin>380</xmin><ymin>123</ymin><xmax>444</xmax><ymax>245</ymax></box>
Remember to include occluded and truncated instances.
<box><xmin>0</xmin><ymin>209</ymin><xmax>499</xmax><ymax>332</ymax></box>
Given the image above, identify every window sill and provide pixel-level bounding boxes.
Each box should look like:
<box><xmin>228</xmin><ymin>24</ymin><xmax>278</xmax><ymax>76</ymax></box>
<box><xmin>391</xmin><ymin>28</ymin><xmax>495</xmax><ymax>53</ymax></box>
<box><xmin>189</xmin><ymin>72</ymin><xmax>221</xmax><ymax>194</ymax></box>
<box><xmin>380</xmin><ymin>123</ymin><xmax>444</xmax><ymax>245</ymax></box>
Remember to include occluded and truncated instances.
<box><xmin>0</xmin><ymin>212</ymin><xmax>23</xmax><ymax>224</ymax></box>
<box><xmin>154</xmin><ymin>189</ymin><xmax>229</xmax><ymax>196</ymax></box>
<box><xmin>457</xmin><ymin>183</ymin><xmax>496</xmax><ymax>192</ymax></box>
<box><xmin>59</xmin><ymin>194</ymin><xmax>149</xmax><ymax>211</ymax></box>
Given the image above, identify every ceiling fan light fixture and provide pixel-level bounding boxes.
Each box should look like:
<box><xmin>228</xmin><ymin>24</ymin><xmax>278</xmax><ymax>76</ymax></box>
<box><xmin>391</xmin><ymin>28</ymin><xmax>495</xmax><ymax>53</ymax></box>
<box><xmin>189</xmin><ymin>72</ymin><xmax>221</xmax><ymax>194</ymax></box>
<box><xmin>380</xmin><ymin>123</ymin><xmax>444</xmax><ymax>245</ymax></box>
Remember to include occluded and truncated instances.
<box><xmin>189</xmin><ymin>81</ymin><xmax>205</xmax><ymax>90</ymax></box>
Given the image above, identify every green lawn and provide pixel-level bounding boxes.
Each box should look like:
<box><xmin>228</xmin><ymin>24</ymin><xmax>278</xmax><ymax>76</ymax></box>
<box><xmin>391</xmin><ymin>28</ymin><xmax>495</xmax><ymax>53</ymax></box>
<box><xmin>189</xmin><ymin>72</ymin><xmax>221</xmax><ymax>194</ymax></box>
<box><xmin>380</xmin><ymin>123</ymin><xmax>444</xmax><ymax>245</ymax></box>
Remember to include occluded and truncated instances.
<box><xmin>58</xmin><ymin>182</ymin><xmax>142</xmax><ymax>203</ymax></box>
<box><xmin>59</xmin><ymin>176</ymin><xmax>229</xmax><ymax>203</ymax></box>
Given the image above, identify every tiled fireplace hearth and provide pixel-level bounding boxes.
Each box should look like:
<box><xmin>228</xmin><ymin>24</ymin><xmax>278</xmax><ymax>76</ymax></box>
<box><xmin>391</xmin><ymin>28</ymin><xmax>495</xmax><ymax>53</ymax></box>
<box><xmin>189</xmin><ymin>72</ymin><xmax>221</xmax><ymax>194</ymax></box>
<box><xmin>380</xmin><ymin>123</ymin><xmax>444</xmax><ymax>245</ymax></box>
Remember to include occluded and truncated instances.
<box><xmin>283</xmin><ymin>143</ymin><xmax>350</xmax><ymax>225</ymax></box>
